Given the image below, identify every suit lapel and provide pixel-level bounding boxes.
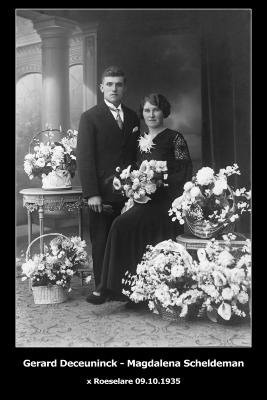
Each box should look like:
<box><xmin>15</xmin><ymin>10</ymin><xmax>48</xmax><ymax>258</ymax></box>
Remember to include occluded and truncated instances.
<box><xmin>98</xmin><ymin>103</ymin><xmax>124</xmax><ymax>136</ymax></box>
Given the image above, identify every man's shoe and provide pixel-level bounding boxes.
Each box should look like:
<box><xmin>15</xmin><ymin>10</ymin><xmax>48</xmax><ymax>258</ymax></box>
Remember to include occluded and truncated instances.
<box><xmin>86</xmin><ymin>293</ymin><xmax>107</xmax><ymax>304</ymax></box>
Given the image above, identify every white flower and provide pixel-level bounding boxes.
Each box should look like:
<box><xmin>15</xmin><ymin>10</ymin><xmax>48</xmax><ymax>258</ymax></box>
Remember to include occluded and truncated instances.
<box><xmin>213</xmin><ymin>178</ymin><xmax>227</xmax><ymax>195</ymax></box>
<box><xmin>120</xmin><ymin>165</ymin><xmax>131</xmax><ymax>179</ymax></box>
<box><xmin>21</xmin><ymin>260</ymin><xmax>37</xmax><ymax>277</ymax></box>
<box><xmin>25</xmin><ymin>153</ymin><xmax>35</xmax><ymax>161</ymax></box>
<box><xmin>113</xmin><ymin>177</ymin><xmax>122</xmax><ymax>190</ymax></box>
<box><xmin>222</xmin><ymin>287</ymin><xmax>234</xmax><ymax>300</ymax></box>
<box><xmin>154</xmin><ymin>161</ymin><xmax>167</xmax><ymax>172</ymax></box>
<box><xmin>24</xmin><ymin>162</ymin><xmax>33</xmax><ymax>175</ymax></box>
<box><xmin>237</xmin><ymin>291</ymin><xmax>249</xmax><ymax>304</ymax></box>
<box><xmin>230</xmin><ymin>214</ymin><xmax>239</xmax><ymax>222</ymax></box>
<box><xmin>171</xmin><ymin>195</ymin><xmax>184</xmax><ymax>209</ymax></box>
<box><xmin>212</xmin><ymin>270</ymin><xmax>227</xmax><ymax>286</ymax></box>
<box><xmin>171</xmin><ymin>265</ymin><xmax>185</xmax><ymax>278</ymax></box>
<box><xmin>145</xmin><ymin>182</ymin><xmax>157</xmax><ymax>194</ymax></box>
<box><xmin>190</xmin><ymin>186</ymin><xmax>201</xmax><ymax>198</ymax></box>
<box><xmin>138</xmin><ymin>133</ymin><xmax>155</xmax><ymax>153</ymax></box>
<box><xmin>230</xmin><ymin>268</ymin><xmax>246</xmax><ymax>285</ymax></box>
<box><xmin>184</xmin><ymin>181</ymin><xmax>194</xmax><ymax>191</ymax></box>
<box><xmin>217</xmin><ymin>250</ymin><xmax>235</xmax><ymax>267</ymax></box>
<box><xmin>196</xmin><ymin>167</ymin><xmax>214</xmax><ymax>186</ymax></box>
<box><xmin>35</xmin><ymin>158</ymin><xmax>46</xmax><ymax>168</ymax></box>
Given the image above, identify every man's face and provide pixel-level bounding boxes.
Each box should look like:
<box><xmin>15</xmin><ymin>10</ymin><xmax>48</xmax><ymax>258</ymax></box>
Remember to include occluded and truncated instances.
<box><xmin>100</xmin><ymin>76</ymin><xmax>126</xmax><ymax>106</ymax></box>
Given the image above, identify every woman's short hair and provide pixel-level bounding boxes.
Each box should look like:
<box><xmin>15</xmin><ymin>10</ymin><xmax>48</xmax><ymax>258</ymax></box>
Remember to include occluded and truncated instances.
<box><xmin>101</xmin><ymin>66</ymin><xmax>126</xmax><ymax>83</ymax></box>
<box><xmin>139</xmin><ymin>93</ymin><xmax>171</xmax><ymax>119</ymax></box>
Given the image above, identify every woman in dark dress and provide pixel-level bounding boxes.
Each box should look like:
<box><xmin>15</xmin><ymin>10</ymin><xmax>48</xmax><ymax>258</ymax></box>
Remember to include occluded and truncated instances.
<box><xmin>87</xmin><ymin>93</ymin><xmax>192</xmax><ymax>304</ymax></box>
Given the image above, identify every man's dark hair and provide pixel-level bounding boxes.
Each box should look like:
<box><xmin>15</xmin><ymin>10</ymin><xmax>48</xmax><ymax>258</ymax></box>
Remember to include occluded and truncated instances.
<box><xmin>139</xmin><ymin>93</ymin><xmax>171</xmax><ymax>119</ymax></box>
<box><xmin>101</xmin><ymin>66</ymin><xmax>126</xmax><ymax>83</ymax></box>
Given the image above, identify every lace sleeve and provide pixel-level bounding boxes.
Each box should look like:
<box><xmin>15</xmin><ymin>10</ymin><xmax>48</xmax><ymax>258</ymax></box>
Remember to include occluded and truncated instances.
<box><xmin>167</xmin><ymin>132</ymin><xmax>192</xmax><ymax>199</ymax></box>
<box><xmin>173</xmin><ymin>132</ymin><xmax>191</xmax><ymax>160</ymax></box>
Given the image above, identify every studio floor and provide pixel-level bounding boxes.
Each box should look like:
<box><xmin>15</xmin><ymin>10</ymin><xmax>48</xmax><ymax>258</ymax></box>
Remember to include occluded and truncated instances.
<box><xmin>16</xmin><ymin>223</ymin><xmax>251</xmax><ymax>348</ymax></box>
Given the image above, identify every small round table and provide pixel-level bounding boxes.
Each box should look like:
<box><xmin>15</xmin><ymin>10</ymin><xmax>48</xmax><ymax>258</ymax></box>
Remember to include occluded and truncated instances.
<box><xmin>20</xmin><ymin>187</ymin><xmax>84</xmax><ymax>251</ymax></box>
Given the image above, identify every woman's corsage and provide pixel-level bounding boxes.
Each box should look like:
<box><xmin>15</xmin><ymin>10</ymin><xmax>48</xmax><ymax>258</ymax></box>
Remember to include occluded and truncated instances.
<box><xmin>138</xmin><ymin>133</ymin><xmax>155</xmax><ymax>153</ymax></box>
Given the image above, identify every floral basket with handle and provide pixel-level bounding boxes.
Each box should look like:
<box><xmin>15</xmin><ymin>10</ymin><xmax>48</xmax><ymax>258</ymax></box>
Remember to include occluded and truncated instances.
<box><xmin>23</xmin><ymin>233</ymin><xmax>87</xmax><ymax>304</ymax></box>
<box><xmin>154</xmin><ymin>302</ymin><xmax>183</xmax><ymax>322</ymax></box>
<box><xmin>24</xmin><ymin>128</ymin><xmax>77</xmax><ymax>190</ymax></box>
<box><xmin>169</xmin><ymin>164</ymin><xmax>251</xmax><ymax>239</ymax></box>
<box><xmin>184</xmin><ymin>186</ymin><xmax>236</xmax><ymax>239</ymax></box>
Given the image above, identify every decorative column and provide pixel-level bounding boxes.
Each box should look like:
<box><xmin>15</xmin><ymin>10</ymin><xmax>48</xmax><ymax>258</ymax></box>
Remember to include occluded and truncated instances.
<box><xmin>81</xmin><ymin>24</ymin><xmax>98</xmax><ymax>111</ymax></box>
<box><xmin>33</xmin><ymin>17</ymin><xmax>76</xmax><ymax>131</ymax></box>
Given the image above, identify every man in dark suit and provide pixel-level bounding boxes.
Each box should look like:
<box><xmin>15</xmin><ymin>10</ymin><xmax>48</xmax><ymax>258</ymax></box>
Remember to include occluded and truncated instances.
<box><xmin>77</xmin><ymin>66</ymin><xmax>139</xmax><ymax>303</ymax></box>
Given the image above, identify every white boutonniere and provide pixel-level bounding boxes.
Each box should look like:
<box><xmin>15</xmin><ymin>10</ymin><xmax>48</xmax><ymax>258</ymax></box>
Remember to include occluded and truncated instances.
<box><xmin>132</xmin><ymin>126</ymin><xmax>139</xmax><ymax>133</ymax></box>
<box><xmin>138</xmin><ymin>133</ymin><xmax>155</xmax><ymax>153</ymax></box>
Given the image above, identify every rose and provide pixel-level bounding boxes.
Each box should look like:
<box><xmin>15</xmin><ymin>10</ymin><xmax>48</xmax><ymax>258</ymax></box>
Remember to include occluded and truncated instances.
<box><xmin>190</xmin><ymin>186</ymin><xmax>201</xmax><ymax>198</ymax></box>
<box><xmin>184</xmin><ymin>181</ymin><xmax>194</xmax><ymax>191</ymax></box>
<box><xmin>145</xmin><ymin>182</ymin><xmax>157</xmax><ymax>194</ymax></box>
<box><xmin>35</xmin><ymin>158</ymin><xmax>46</xmax><ymax>168</ymax></box>
<box><xmin>217</xmin><ymin>250</ymin><xmax>235</xmax><ymax>267</ymax></box>
<box><xmin>222</xmin><ymin>287</ymin><xmax>234</xmax><ymax>300</ymax></box>
<box><xmin>236</xmin><ymin>291</ymin><xmax>249</xmax><ymax>304</ymax></box>
<box><xmin>196</xmin><ymin>167</ymin><xmax>214</xmax><ymax>186</ymax></box>
<box><xmin>213</xmin><ymin>178</ymin><xmax>227</xmax><ymax>195</ymax></box>
<box><xmin>229</xmin><ymin>268</ymin><xmax>246</xmax><ymax>284</ymax></box>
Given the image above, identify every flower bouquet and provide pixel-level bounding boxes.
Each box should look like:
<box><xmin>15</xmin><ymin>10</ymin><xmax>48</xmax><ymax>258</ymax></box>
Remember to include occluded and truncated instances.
<box><xmin>192</xmin><ymin>233</ymin><xmax>251</xmax><ymax>323</ymax></box>
<box><xmin>113</xmin><ymin>160</ymin><xmax>168</xmax><ymax>212</ymax></box>
<box><xmin>21</xmin><ymin>233</ymin><xmax>87</xmax><ymax>304</ymax></box>
<box><xmin>24</xmin><ymin>129</ymin><xmax>78</xmax><ymax>190</ymax></box>
<box><xmin>169</xmin><ymin>164</ymin><xmax>251</xmax><ymax>238</ymax></box>
<box><xmin>122</xmin><ymin>240</ymin><xmax>204</xmax><ymax>321</ymax></box>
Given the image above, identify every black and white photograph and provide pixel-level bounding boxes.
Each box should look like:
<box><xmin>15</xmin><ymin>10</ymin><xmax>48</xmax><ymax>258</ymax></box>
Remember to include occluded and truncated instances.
<box><xmin>15</xmin><ymin>7</ymin><xmax>251</xmax><ymax>357</ymax></box>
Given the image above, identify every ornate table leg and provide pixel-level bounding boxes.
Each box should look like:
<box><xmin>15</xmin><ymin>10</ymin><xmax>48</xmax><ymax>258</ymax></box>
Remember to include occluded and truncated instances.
<box><xmin>38</xmin><ymin>205</ymin><xmax>44</xmax><ymax>253</ymax></box>
<box><xmin>78</xmin><ymin>205</ymin><xmax>83</xmax><ymax>239</ymax></box>
<box><xmin>27</xmin><ymin>209</ymin><xmax>32</xmax><ymax>247</ymax></box>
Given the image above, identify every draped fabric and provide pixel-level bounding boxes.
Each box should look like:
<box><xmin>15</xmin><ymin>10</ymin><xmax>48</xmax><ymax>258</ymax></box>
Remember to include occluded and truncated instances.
<box><xmin>200</xmin><ymin>11</ymin><xmax>251</xmax><ymax>234</ymax></box>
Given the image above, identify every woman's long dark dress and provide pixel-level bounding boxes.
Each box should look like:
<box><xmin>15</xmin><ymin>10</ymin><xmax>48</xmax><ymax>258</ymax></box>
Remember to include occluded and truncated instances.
<box><xmin>97</xmin><ymin>129</ymin><xmax>192</xmax><ymax>296</ymax></box>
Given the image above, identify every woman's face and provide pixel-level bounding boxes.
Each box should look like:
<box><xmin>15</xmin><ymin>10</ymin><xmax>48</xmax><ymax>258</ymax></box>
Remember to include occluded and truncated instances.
<box><xmin>143</xmin><ymin>101</ymin><xmax>164</xmax><ymax>129</ymax></box>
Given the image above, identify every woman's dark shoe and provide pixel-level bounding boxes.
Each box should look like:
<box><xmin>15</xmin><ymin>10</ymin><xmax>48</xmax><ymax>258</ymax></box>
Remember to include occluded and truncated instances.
<box><xmin>109</xmin><ymin>293</ymin><xmax>128</xmax><ymax>302</ymax></box>
<box><xmin>124</xmin><ymin>300</ymin><xmax>147</xmax><ymax>310</ymax></box>
<box><xmin>86</xmin><ymin>293</ymin><xmax>107</xmax><ymax>304</ymax></box>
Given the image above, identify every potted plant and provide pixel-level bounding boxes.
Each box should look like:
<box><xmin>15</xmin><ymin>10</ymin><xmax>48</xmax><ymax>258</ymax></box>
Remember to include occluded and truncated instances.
<box><xmin>23</xmin><ymin>129</ymin><xmax>78</xmax><ymax>190</ymax></box>
<box><xmin>169</xmin><ymin>164</ymin><xmax>251</xmax><ymax>239</ymax></box>
<box><xmin>21</xmin><ymin>233</ymin><xmax>88</xmax><ymax>304</ymax></box>
<box><xmin>122</xmin><ymin>240</ymin><xmax>204</xmax><ymax>321</ymax></box>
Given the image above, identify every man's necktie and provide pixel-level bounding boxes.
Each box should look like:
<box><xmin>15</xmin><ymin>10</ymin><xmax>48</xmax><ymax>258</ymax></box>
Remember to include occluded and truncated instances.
<box><xmin>109</xmin><ymin>107</ymin><xmax>123</xmax><ymax>130</ymax></box>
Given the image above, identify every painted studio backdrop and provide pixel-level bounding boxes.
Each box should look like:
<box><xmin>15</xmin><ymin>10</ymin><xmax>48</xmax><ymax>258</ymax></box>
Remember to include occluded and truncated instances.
<box><xmin>16</xmin><ymin>9</ymin><xmax>251</xmax><ymax>233</ymax></box>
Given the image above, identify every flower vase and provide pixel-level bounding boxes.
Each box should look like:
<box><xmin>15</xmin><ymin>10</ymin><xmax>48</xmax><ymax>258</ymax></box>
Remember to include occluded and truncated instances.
<box><xmin>42</xmin><ymin>170</ymin><xmax>72</xmax><ymax>190</ymax></box>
